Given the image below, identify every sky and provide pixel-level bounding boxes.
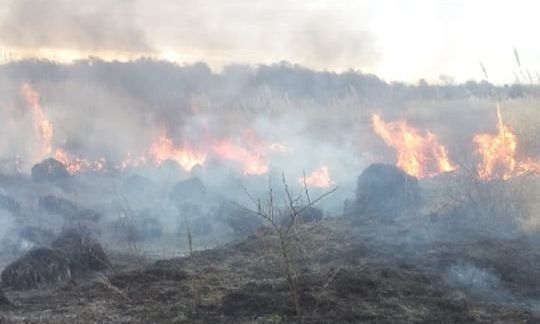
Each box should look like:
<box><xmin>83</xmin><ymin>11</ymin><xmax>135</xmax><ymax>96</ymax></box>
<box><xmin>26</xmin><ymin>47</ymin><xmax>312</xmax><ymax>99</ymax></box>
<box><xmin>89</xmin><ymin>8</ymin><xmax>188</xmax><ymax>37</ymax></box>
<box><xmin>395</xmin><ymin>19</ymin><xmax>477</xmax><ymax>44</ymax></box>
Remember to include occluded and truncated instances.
<box><xmin>0</xmin><ymin>0</ymin><xmax>539</xmax><ymax>84</ymax></box>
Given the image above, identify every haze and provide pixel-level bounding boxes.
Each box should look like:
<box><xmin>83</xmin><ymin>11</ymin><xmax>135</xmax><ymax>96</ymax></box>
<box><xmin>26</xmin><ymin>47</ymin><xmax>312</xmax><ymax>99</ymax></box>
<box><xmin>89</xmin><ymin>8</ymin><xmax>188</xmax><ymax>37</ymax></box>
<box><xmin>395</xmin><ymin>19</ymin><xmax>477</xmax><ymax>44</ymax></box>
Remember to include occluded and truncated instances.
<box><xmin>1</xmin><ymin>0</ymin><xmax>539</xmax><ymax>83</ymax></box>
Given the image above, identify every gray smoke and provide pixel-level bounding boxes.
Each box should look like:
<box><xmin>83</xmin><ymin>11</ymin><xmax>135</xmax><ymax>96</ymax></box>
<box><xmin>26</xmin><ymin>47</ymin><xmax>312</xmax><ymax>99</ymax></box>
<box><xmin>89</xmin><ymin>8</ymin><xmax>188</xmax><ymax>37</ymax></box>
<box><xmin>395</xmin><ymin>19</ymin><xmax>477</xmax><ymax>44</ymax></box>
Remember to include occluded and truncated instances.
<box><xmin>0</xmin><ymin>0</ymin><xmax>151</xmax><ymax>52</ymax></box>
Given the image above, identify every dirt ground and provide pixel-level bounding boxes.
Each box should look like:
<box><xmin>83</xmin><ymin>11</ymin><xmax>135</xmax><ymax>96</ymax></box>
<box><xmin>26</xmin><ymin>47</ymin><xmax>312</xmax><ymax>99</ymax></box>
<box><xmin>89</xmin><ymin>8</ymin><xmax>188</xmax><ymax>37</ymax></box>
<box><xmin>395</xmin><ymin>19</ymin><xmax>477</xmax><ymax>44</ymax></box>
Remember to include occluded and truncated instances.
<box><xmin>1</xmin><ymin>217</ymin><xmax>539</xmax><ymax>323</ymax></box>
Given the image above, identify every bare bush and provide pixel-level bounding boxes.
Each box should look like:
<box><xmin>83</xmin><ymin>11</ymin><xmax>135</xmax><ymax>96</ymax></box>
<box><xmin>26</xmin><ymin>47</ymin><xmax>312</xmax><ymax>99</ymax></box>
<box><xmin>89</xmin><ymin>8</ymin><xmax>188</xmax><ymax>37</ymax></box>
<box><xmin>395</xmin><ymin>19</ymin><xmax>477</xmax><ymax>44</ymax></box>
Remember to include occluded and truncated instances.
<box><xmin>244</xmin><ymin>173</ymin><xmax>336</xmax><ymax>318</ymax></box>
<box><xmin>113</xmin><ymin>190</ymin><xmax>146</xmax><ymax>262</ymax></box>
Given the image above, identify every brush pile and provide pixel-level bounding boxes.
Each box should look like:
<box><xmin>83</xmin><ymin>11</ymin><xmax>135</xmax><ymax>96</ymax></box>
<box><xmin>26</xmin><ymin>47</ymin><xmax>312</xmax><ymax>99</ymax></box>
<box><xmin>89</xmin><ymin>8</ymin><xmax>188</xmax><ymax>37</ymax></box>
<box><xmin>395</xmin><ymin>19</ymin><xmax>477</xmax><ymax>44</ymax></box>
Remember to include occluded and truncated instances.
<box><xmin>31</xmin><ymin>158</ymin><xmax>70</xmax><ymax>182</ymax></box>
<box><xmin>1</xmin><ymin>231</ymin><xmax>111</xmax><ymax>290</ymax></box>
<box><xmin>346</xmin><ymin>163</ymin><xmax>421</xmax><ymax>221</ymax></box>
<box><xmin>1</xmin><ymin>248</ymin><xmax>71</xmax><ymax>290</ymax></box>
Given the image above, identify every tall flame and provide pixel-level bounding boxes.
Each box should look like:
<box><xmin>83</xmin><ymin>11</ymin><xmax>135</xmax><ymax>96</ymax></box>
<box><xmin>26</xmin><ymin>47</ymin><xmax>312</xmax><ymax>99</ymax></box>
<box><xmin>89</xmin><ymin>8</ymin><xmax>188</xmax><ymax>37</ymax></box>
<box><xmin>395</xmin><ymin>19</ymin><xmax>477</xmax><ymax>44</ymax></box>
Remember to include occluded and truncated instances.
<box><xmin>20</xmin><ymin>83</ymin><xmax>53</xmax><ymax>161</ymax></box>
<box><xmin>300</xmin><ymin>166</ymin><xmax>335</xmax><ymax>188</ymax></box>
<box><xmin>372</xmin><ymin>114</ymin><xmax>456</xmax><ymax>178</ymax></box>
<box><xmin>473</xmin><ymin>105</ymin><xmax>540</xmax><ymax>180</ymax></box>
<box><xmin>148</xmin><ymin>135</ymin><xmax>206</xmax><ymax>171</ymax></box>
<box><xmin>21</xmin><ymin>83</ymin><xmax>118</xmax><ymax>175</ymax></box>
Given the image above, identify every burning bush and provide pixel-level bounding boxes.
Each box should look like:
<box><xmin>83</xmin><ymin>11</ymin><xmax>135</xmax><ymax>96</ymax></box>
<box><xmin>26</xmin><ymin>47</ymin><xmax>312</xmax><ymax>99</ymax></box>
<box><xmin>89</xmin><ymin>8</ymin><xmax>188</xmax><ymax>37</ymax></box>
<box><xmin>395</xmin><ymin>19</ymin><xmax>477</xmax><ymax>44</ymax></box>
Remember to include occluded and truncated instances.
<box><xmin>1</xmin><ymin>248</ymin><xmax>72</xmax><ymax>290</ymax></box>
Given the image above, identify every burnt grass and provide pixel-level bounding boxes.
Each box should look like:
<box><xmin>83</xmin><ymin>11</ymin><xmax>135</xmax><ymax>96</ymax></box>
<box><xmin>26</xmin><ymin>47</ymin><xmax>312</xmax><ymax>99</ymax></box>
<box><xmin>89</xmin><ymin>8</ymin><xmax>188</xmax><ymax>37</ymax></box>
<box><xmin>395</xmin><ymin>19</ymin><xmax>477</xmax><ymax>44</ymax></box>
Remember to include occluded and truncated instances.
<box><xmin>1</xmin><ymin>218</ymin><xmax>540</xmax><ymax>323</ymax></box>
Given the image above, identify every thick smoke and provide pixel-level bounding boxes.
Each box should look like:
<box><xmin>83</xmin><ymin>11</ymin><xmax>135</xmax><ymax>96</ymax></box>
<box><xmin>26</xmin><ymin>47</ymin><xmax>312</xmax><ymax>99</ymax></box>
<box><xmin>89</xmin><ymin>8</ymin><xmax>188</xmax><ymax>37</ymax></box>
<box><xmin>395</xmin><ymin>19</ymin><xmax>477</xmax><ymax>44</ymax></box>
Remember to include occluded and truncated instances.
<box><xmin>0</xmin><ymin>60</ymin><xmax>538</xmax><ymax>193</ymax></box>
<box><xmin>0</xmin><ymin>59</ymin><xmax>538</xmax><ymax>238</ymax></box>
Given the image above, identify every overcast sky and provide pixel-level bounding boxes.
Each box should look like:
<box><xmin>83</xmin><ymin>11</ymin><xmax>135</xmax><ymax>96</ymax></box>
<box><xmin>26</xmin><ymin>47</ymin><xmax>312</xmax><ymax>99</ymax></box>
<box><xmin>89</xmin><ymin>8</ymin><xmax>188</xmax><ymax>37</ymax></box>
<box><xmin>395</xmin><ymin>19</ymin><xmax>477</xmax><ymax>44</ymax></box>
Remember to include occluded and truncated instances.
<box><xmin>0</xmin><ymin>0</ymin><xmax>538</xmax><ymax>84</ymax></box>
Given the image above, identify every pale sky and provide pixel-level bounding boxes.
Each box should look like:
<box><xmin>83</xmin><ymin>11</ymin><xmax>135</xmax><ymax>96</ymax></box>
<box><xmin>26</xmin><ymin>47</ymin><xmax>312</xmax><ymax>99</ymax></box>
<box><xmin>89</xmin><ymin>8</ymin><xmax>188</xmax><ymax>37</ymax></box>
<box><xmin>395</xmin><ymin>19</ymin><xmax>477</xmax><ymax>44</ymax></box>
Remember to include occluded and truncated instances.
<box><xmin>0</xmin><ymin>0</ymin><xmax>539</xmax><ymax>84</ymax></box>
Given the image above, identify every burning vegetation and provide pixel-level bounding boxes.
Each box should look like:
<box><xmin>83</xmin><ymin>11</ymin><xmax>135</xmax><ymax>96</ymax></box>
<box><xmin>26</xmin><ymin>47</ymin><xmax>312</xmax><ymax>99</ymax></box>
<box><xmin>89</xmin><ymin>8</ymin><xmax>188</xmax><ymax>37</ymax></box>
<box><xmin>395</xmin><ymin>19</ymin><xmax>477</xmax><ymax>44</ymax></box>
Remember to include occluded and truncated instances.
<box><xmin>371</xmin><ymin>113</ymin><xmax>456</xmax><ymax>178</ymax></box>
<box><xmin>473</xmin><ymin>105</ymin><xmax>540</xmax><ymax>180</ymax></box>
<box><xmin>148</xmin><ymin>135</ymin><xmax>206</xmax><ymax>172</ymax></box>
<box><xmin>301</xmin><ymin>166</ymin><xmax>335</xmax><ymax>188</ymax></box>
<box><xmin>18</xmin><ymin>81</ymin><xmax>539</xmax><ymax>185</ymax></box>
<box><xmin>0</xmin><ymin>60</ymin><xmax>539</xmax><ymax>323</ymax></box>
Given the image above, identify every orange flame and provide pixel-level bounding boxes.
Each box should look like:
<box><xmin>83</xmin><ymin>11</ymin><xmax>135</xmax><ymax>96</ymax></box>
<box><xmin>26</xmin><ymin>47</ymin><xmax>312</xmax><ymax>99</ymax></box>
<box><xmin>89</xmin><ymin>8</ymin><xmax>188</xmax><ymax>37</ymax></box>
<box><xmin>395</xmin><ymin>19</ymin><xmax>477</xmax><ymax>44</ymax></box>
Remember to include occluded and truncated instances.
<box><xmin>372</xmin><ymin>114</ymin><xmax>456</xmax><ymax>178</ymax></box>
<box><xmin>300</xmin><ymin>166</ymin><xmax>335</xmax><ymax>188</ymax></box>
<box><xmin>20</xmin><ymin>83</ymin><xmax>108</xmax><ymax>175</ymax></box>
<box><xmin>212</xmin><ymin>140</ymin><xmax>269</xmax><ymax>175</ymax></box>
<box><xmin>148</xmin><ymin>135</ymin><xmax>206</xmax><ymax>171</ymax></box>
<box><xmin>53</xmin><ymin>149</ymin><xmax>107</xmax><ymax>175</ymax></box>
<box><xmin>211</xmin><ymin>129</ymin><xmax>285</xmax><ymax>175</ymax></box>
<box><xmin>473</xmin><ymin>105</ymin><xmax>540</xmax><ymax>180</ymax></box>
<box><xmin>20</xmin><ymin>83</ymin><xmax>53</xmax><ymax>161</ymax></box>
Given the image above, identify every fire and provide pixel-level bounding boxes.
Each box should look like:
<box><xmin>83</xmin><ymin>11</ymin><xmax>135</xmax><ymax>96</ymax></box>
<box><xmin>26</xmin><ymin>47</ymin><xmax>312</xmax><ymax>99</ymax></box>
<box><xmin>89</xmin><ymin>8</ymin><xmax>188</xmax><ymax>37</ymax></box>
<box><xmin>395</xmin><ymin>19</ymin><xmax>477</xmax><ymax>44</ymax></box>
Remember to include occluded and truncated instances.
<box><xmin>372</xmin><ymin>114</ymin><xmax>456</xmax><ymax>178</ymax></box>
<box><xmin>20</xmin><ymin>83</ymin><xmax>53</xmax><ymax>161</ymax></box>
<box><xmin>148</xmin><ymin>135</ymin><xmax>206</xmax><ymax>171</ymax></box>
<box><xmin>17</xmin><ymin>83</ymin><xmax>282</xmax><ymax>176</ymax></box>
<box><xmin>300</xmin><ymin>166</ymin><xmax>335</xmax><ymax>188</ymax></box>
<box><xmin>211</xmin><ymin>129</ymin><xmax>285</xmax><ymax>175</ymax></box>
<box><xmin>119</xmin><ymin>153</ymin><xmax>147</xmax><ymax>170</ymax></box>
<box><xmin>473</xmin><ymin>105</ymin><xmax>540</xmax><ymax>180</ymax></box>
<box><xmin>53</xmin><ymin>149</ymin><xmax>107</xmax><ymax>175</ymax></box>
<box><xmin>212</xmin><ymin>140</ymin><xmax>269</xmax><ymax>175</ymax></box>
<box><xmin>516</xmin><ymin>158</ymin><xmax>540</xmax><ymax>176</ymax></box>
<box><xmin>20</xmin><ymin>83</ymin><xmax>108</xmax><ymax>174</ymax></box>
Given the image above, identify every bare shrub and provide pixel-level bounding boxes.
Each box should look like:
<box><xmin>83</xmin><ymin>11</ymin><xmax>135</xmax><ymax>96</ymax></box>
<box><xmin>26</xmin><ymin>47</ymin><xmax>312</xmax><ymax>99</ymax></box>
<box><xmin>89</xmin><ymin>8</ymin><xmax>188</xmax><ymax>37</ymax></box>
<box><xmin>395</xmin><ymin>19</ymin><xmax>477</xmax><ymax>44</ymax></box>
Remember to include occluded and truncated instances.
<box><xmin>244</xmin><ymin>173</ymin><xmax>336</xmax><ymax>318</ymax></box>
<box><xmin>113</xmin><ymin>191</ymin><xmax>146</xmax><ymax>262</ymax></box>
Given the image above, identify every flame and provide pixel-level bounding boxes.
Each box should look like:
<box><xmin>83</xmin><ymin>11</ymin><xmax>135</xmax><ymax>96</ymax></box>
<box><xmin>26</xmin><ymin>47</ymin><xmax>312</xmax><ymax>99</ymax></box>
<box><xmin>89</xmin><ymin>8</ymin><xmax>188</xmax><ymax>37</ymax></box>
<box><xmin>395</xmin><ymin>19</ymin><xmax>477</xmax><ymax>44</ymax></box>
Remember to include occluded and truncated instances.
<box><xmin>473</xmin><ymin>105</ymin><xmax>540</xmax><ymax>180</ymax></box>
<box><xmin>211</xmin><ymin>129</ymin><xmax>284</xmax><ymax>175</ymax></box>
<box><xmin>119</xmin><ymin>153</ymin><xmax>147</xmax><ymax>170</ymax></box>
<box><xmin>372</xmin><ymin>114</ymin><xmax>456</xmax><ymax>178</ymax></box>
<box><xmin>300</xmin><ymin>166</ymin><xmax>335</xmax><ymax>188</ymax></box>
<box><xmin>148</xmin><ymin>135</ymin><xmax>206</xmax><ymax>171</ymax></box>
<box><xmin>20</xmin><ymin>83</ymin><xmax>53</xmax><ymax>161</ymax></box>
<box><xmin>212</xmin><ymin>140</ymin><xmax>269</xmax><ymax>175</ymax></box>
<box><xmin>516</xmin><ymin>158</ymin><xmax>540</xmax><ymax>176</ymax></box>
<box><xmin>53</xmin><ymin>149</ymin><xmax>107</xmax><ymax>175</ymax></box>
<box><xmin>17</xmin><ymin>83</ymin><xmax>287</xmax><ymax>176</ymax></box>
<box><xmin>20</xmin><ymin>83</ymin><xmax>108</xmax><ymax>175</ymax></box>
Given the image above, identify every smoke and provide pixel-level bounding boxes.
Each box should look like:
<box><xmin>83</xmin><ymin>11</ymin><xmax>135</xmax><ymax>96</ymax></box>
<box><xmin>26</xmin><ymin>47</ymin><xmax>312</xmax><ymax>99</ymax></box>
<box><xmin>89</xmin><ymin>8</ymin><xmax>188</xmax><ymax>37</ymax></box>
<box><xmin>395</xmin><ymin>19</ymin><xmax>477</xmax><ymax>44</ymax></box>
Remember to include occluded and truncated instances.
<box><xmin>0</xmin><ymin>209</ymin><xmax>15</xmax><ymax>244</ymax></box>
<box><xmin>0</xmin><ymin>59</ymin><xmax>537</xmax><ymax>220</ymax></box>
<box><xmin>0</xmin><ymin>59</ymin><xmax>537</xmax><ymax>316</ymax></box>
<box><xmin>0</xmin><ymin>1</ymin><xmax>377</xmax><ymax>70</ymax></box>
<box><xmin>443</xmin><ymin>263</ymin><xmax>513</xmax><ymax>303</ymax></box>
<box><xmin>0</xmin><ymin>59</ymin><xmax>537</xmax><ymax>183</ymax></box>
<box><xmin>288</xmin><ymin>12</ymin><xmax>378</xmax><ymax>69</ymax></box>
<box><xmin>0</xmin><ymin>0</ymin><xmax>151</xmax><ymax>52</ymax></box>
